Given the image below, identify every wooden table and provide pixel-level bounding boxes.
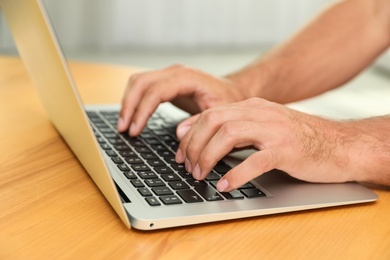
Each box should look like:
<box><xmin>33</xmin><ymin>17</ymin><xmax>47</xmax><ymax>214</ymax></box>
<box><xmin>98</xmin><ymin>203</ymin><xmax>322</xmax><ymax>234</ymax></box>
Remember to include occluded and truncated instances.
<box><xmin>1</xmin><ymin>56</ymin><xmax>389</xmax><ymax>259</ymax></box>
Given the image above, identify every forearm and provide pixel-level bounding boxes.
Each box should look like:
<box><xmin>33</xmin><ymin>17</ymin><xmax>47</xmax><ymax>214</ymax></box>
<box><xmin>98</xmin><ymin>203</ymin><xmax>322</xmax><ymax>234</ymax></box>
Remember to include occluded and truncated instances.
<box><xmin>228</xmin><ymin>0</ymin><xmax>390</xmax><ymax>103</ymax></box>
<box><xmin>341</xmin><ymin>116</ymin><xmax>390</xmax><ymax>186</ymax></box>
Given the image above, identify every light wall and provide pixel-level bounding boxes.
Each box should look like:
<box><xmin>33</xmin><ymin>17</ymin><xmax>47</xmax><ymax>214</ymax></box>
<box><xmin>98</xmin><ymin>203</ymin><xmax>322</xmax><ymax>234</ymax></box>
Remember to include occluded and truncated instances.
<box><xmin>1</xmin><ymin>0</ymin><xmax>330</xmax><ymax>53</ymax></box>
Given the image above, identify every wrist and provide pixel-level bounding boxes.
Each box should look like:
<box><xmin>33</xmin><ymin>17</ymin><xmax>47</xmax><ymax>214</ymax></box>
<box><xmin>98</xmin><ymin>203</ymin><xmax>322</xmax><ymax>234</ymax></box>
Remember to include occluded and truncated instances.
<box><xmin>225</xmin><ymin>60</ymin><xmax>275</xmax><ymax>101</ymax></box>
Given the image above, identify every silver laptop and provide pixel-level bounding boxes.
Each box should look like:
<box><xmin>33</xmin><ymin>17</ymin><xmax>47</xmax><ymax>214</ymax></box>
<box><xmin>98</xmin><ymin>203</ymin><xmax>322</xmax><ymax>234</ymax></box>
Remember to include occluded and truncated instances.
<box><xmin>1</xmin><ymin>0</ymin><xmax>378</xmax><ymax>230</ymax></box>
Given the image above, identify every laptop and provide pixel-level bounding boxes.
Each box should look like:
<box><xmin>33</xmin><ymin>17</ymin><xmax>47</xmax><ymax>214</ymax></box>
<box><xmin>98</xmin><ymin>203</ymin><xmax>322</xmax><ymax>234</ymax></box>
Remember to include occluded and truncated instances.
<box><xmin>1</xmin><ymin>0</ymin><xmax>378</xmax><ymax>230</ymax></box>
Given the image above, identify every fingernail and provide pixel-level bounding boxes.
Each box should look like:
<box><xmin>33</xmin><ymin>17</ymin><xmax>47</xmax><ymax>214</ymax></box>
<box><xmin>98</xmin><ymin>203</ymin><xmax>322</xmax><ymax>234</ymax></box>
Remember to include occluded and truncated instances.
<box><xmin>185</xmin><ymin>158</ymin><xmax>192</xmax><ymax>173</ymax></box>
<box><xmin>177</xmin><ymin>125</ymin><xmax>191</xmax><ymax>140</ymax></box>
<box><xmin>192</xmin><ymin>164</ymin><xmax>201</xmax><ymax>179</ymax></box>
<box><xmin>217</xmin><ymin>179</ymin><xmax>229</xmax><ymax>192</ymax></box>
<box><xmin>175</xmin><ymin>148</ymin><xmax>184</xmax><ymax>163</ymax></box>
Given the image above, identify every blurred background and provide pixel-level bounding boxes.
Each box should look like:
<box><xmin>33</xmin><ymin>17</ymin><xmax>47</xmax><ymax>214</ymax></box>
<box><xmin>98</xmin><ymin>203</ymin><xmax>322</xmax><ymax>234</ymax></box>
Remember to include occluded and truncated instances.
<box><xmin>1</xmin><ymin>0</ymin><xmax>389</xmax><ymax>74</ymax></box>
<box><xmin>0</xmin><ymin>0</ymin><xmax>336</xmax><ymax>74</ymax></box>
<box><xmin>1</xmin><ymin>0</ymin><xmax>389</xmax><ymax>117</ymax></box>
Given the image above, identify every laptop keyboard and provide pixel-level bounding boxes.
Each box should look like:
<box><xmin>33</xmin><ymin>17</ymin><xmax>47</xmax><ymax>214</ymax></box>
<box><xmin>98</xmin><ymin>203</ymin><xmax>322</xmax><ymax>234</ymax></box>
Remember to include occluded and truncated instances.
<box><xmin>87</xmin><ymin>110</ymin><xmax>266</xmax><ymax>206</ymax></box>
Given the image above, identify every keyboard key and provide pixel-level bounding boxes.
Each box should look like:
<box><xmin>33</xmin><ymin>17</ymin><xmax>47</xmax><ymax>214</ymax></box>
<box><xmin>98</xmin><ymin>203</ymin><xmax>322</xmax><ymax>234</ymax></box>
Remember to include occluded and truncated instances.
<box><xmin>160</xmin><ymin>134</ymin><xmax>175</xmax><ymax>141</ymax></box>
<box><xmin>138</xmin><ymin>171</ymin><xmax>158</xmax><ymax>179</ymax></box>
<box><xmin>130</xmin><ymin>179</ymin><xmax>144</xmax><ymax>188</ymax></box>
<box><xmin>221</xmin><ymin>190</ymin><xmax>245</xmax><ymax>200</ymax></box>
<box><xmin>214</xmin><ymin>163</ymin><xmax>231</xmax><ymax>175</ymax></box>
<box><xmin>206</xmin><ymin>171</ymin><xmax>221</xmax><ymax>181</ymax></box>
<box><xmin>163</xmin><ymin>156</ymin><xmax>176</xmax><ymax>164</ymax></box>
<box><xmin>177</xmin><ymin>170</ymin><xmax>193</xmax><ymax>179</ymax></box>
<box><xmin>100</xmin><ymin>143</ymin><xmax>111</xmax><ymax>150</ymax></box>
<box><xmin>140</xmin><ymin>152</ymin><xmax>158</xmax><ymax>160</ymax></box>
<box><xmin>107</xmin><ymin>138</ymin><xmax>124</xmax><ymax>145</ymax></box>
<box><xmin>152</xmin><ymin>187</ymin><xmax>173</xmax><ymax>196</ymax></box>
<box><xmin>157</xmin><ymin>150</ymin><xmax>173</xmax><ymax>157</ymax></box>
<box><xmin>145</xmin><ymin>178</ymin><xmax>165</xmax><ymax>187</ymax></box>
<box><xmin>134</xmin><ymin>146</ymin><xmax>152</xmax><ymax>153</ymax></box>
<box><xmin>123</xmin><ymin>171</ymin><xmax>137</xmax><ymax>179</ymax></box>
<box><xmin>95</xmin><ymin>122</ymin><xmax>108</xmax><ymax>129</ymax></box>
<box><xmin>151</xmin><ymin>144</ymin><xmax>167</xmax><ymax>151</ymax></box>
<box><xmin>147</xmin><ymin>159</ymin><xmax>166</xmax><ymax>167</ymax></box>
<box><xmin>145</xmin><ymin>197</ymin><xmax>161</xmax><ymax>206</ymax></box>
<box><xmin>114</xmin><ymin>144</ymin><xmax>132</xmax><ymax>151</ymax></box>
<box><xmin>171</xmin><ymin>163</ymin><xmax>185</xmax><ymax>171</ymax></box>
<box><xmin>117</xmin><ymin>164</ymin><xmax>130</xmax><ymax>171</ymax></box>
<box><xmin>187</xmin><ymin>179</ymin><xmax>207</xmax><ymax>186</ymax></box>
<box><xmin>131</xmin><ymin>164</ymin><xmax>151</xmax><ymax>172</ymax></box>
<box><xmin>103</xmin><ymin>133</ymin><xmax>117</xmax><ymax>138</ymax></box>
<box><xmin>111</xmin><ymin>157</ymin><xmax>124</xmax><ymax>164</ymax></box>
<box><xmin>169</xmin><ymin>181</ymin><xmax>190</xmax><ymax>190</ymax></box>
<box><xmin>194</xmin><ymin>186</ymin><xmax>224</xmax><ymax>201</ymax></box>
<box><xmin>238</xmin><ymin>182</ymin><xmax>255</xmax><ymax>189</ymax></box>
<box><xmin>177</xmin><ymin>190</ymin><xmax>203</xmax><ymax>203</ymax></box>
<box><xmin>241</xmin><ymin>188</ymin><xmax>266</xmax><ymax>198</ymax></box>
<box><xmin>138</xmin><ymin>187</ymin><xmax>152</xmax><ymax>197</ymax></box>
<box><xmin>86</xmin><ymin>111</ymin><xmax>98</xmax><ymax>117</ymax></box>
<box><xmin>105</xmin><ymin>150</ymin><xmax>117</xmax><ymax>157</ymax></box>
<box><xmin>107</xmin><ymin>119</ymin><xmax>117</xmax><ymax>126</ymax></box>
<box><xmin>154</xmin><ymin>166</ymin><xmax>173</xmax><ymax>174</ymax></box>
<box><xmin>165</xmin><ymin>140</ymin><xmax>179</xmax><ymax>150</ymax></box>
<box><xmin>125</xmin><ymin>157</ymin><xmax>143</xmax><ymax>164</ymax></box>
<box><xmin>127</xmin><ymin>139</ymin><xmax>146</xmax><ymax>147</ymax></box>
<box><xmin>96</xmin><ymin>137</ymin><xmax>106</xmax><ymax>144</ymax></box>
<box><xmin>153</xmin><ymin>130</ymin><xmax>170</xmax><ymax>136</ymax></box>
<box><xmin>99</xmin><ymin>128</ymin><xmax>114</xmax><ymax>133</ymax></box>
<box><xmin>145</xmin><ymin>138</ymin><xmax>160</xmax><ymax>145</ymax></box>
<box><xmin>160</xmin><ymin>195</ymin><xmax>182</xmax><ymax>205</ymax></box>
<box><xmin>161</xmin><ymin>173</ymin><xmax>181</xmax><ymax>182</ymax></box>
<box><xmin>120</xmin><ymin>150</ymin><xmax>138</xmax><ymax>158</ymax></box>
<box><xmin>140</xmin><ymin>132</ymin><xmax>154</xmax><ymax>139</ymax></box>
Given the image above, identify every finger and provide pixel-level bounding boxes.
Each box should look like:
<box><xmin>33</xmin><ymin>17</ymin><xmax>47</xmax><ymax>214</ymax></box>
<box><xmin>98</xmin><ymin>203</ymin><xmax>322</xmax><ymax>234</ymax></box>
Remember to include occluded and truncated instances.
<box><xmin>129</xmin><ymin>72</ymin><xmax>202</xmax><ymax>136</ymax></box>
<box><xmin>181</xmin><ymin>107</ymin><xmax>263</xmax><ymax>177</ymax></box>
<box><xmin>118</xmin><ymin>70</ymin><xmax>159</xmax><ymax>132</ymax></box>
<box><xmin>121</xmin><ymin>65</ymin><xmax>211</xmax><ymax>135</ymax></box>
<box><xmin>216</xmin><ymin>149</ymin><xmax>281</xmax><ymax>192</ymax></box>
<box><xmin>178</xmin><ymin>107</ymin><xmax>236</xmax><ymax>172</ymax></box>
<box><xmin>118</xmin><ymin>65</ymin><xmax>190</xmax><ymax>133</ymax></box>
<box><xmin>175</xmin><ymin>114</ymin><xmax>200</xmax><ymax>164</ymax></box>
<box><xmin>128</xmin><ymin>83</ymin><xmax>169</xmax><ymax>136</ymax></box>
<box><xmin>194</xmin><ymin>120</ymin><xmax>265</xmax><ymax>180</ymax></box>
<box><xmin>176</xmin><ymin>114</ymin><xmax>200</xmax><ymax>140</ymax></box>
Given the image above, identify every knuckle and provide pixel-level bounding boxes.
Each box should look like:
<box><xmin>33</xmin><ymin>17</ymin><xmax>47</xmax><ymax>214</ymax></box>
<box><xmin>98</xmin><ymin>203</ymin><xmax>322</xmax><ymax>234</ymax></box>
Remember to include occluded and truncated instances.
<box><xmin>127</xmin><ymin>72</ymin><xmax>149</xmax><ymax>92</ymax></box>
<box><xmin>143</xmin><ymin>85</ymin><xmax>161</xmax><ymax>99</ymax></box>
<box><xmin>219</xmin><ymin>122</ymin><xmax>237</xmax><ymax>139</ymax></box>
<box><xmin>200</xmin><ymin>109</ymin><xmax>220</xmax><ymax>126</ymax></box>
<box><xmin>168</xmin><ymin>64</ymin><xmax>198</xmax><ymax>77</ymax></box>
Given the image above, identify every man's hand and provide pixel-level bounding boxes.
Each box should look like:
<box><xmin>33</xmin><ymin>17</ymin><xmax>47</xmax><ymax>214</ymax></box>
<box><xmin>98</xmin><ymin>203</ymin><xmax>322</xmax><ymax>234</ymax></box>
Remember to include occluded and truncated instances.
<box><xmin>117</xmin><ymin>64</ymin><xmax>245</xmax><ymax>136</ymax></box>
<box><xmin>175</xmin><ymin>98</ymin><xmax>360</xmax><ymax>192</ymax></box>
